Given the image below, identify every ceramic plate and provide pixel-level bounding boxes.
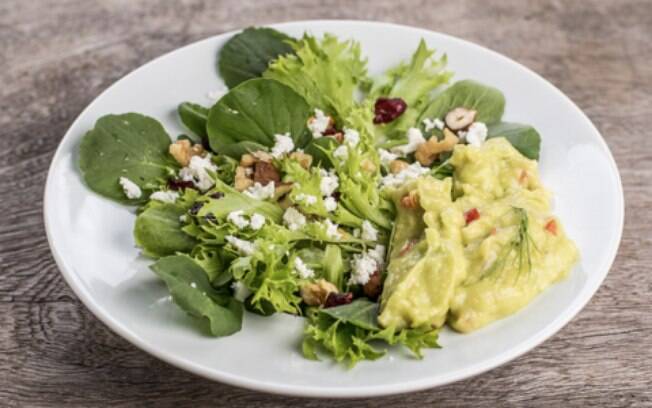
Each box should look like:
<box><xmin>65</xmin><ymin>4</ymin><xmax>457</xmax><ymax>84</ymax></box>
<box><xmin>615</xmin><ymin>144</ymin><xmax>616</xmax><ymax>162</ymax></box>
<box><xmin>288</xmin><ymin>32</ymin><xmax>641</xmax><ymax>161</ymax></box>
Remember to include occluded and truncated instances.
<box><xmin>44</xmin><ymin>20</ymin><xmax>624</xmax><ymax>397</ymax></box>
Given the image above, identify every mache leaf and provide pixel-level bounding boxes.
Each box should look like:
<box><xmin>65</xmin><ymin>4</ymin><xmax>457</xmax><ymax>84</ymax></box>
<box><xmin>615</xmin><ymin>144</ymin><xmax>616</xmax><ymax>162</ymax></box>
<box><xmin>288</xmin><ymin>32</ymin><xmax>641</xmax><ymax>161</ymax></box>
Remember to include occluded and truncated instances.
<box><xmin>218</xmin><ymin>27</ymin><xmax>295</xmax><ymax>88</ymax></box>
<box><xmin>151</xmin><ymin>255</ymin><xmax>243</xmax><ymax>336</ymax></box>
<box><xmin>134</xmin><ymin>202</ymin><xmax>198</xmax><ymax>258</ymax></box>
<box><xmin>178</xmin><ymin>102</ymin><xmax>209</xmax><ymax>140</ymax></box>
<box><xmin>78</xmin><ymin>113</ymin><xmax>178</xmax><ymax>204</ymax></box>
<box><xmin>487</xmin><ymin>122</ymin><xmax>541</xmax><ymax>160</ymax></box>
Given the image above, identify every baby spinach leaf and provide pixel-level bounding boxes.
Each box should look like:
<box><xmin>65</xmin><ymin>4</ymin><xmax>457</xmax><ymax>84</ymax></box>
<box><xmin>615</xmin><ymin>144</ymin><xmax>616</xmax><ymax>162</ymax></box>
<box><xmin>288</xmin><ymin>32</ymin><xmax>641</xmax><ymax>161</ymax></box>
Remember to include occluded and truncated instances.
<box><xmin>134</xmin><ymin>202</ymin><xmax>198</xmax><ymax>258</ymax></box>
<box><xmin>487</xmin><ymin>122</ymin><xmax>541</xmax><ymax>160</ymax></box>
<box><xmin>419</xmin><ymin>80</ymin><xmax>505</xmax><ymax>125</ymax></box>
<box><xmin>218</xmin><ymin>27</ymin><xmax>294</xmax><ymax>89</ymax></box>
<box><xmin>320</xmin><ymin>299</ymin><xmax>380</xmax><ymax>331</ymax></box>
<box><xmin>206</xmin><ymin>78</ymin><xmax>311</xmax><ymax>157</ymax></box>
<box><xmin>78</xmin><ymin>113</ymin><xmax>177</xmax><ymax>205</ymax></box>
<box><xmin>151</xmin><ymin>255</ymin><xmax>243</xmax><ymax>336</ymax></box>
<box><xmin>178</xmin><ymin>102</ymin><xmax>209</xmax><ymax>140</ymax></box>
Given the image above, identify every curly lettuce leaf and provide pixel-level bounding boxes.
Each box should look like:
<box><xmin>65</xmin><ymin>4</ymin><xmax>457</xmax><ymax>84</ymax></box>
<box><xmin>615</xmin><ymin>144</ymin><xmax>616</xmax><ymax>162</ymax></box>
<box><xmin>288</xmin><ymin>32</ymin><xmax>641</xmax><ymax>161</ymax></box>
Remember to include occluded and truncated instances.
<box><xmin>264</xmin><ymin>33</ymin><xmax>369</xmax><ymax>121</ymax></box>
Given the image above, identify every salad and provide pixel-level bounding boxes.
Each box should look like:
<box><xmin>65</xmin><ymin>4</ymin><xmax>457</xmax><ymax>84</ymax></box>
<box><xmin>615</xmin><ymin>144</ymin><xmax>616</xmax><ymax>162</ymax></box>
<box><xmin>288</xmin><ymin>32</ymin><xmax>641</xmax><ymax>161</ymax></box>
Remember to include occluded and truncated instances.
<box><xmin>78</xmin><ymin>27</ymin><xmax>579</xmax><ymax>367</ymax></box>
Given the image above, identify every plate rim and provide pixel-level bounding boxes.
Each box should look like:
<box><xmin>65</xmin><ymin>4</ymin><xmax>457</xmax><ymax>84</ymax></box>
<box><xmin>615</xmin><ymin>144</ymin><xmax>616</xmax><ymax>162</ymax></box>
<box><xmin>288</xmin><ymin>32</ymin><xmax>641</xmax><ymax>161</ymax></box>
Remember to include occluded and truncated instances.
<box><xmin>43</xmin><ymin>19</ymin><xmax>625</xmax><ymax>398</ymax></box>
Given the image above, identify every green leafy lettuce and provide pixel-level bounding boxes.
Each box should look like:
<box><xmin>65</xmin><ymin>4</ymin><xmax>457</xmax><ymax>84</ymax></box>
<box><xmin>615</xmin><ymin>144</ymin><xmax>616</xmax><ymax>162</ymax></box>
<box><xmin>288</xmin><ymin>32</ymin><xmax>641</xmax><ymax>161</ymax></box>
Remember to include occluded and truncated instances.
<box><xmin>178</xmin><ymin>102</ymin><xmax>209</xmax><ymax>140</ymax></box>
<box><xmin>134</xmin><ymin>201</ymin><xmax>198</xmax><ymax>258</ymax></box>
<box><xmin>488</xmin><ymin>122</ymin><xmax>541</xmax><ymax>160</ymax></box>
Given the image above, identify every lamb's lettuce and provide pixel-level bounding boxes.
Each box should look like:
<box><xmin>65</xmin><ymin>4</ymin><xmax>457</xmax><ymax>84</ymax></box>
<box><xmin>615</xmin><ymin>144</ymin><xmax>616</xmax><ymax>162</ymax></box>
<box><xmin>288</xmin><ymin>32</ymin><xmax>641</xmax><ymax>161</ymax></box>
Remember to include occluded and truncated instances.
<box><xmin>488</xmin><ymin>122</ymin><xmax>541</xmax><ymax>160</ymax></box>
<box><xmin>178</xmin><ymin>102</ymin><xmax>209</xmax><ymax>141</ymax></box>
<box><xmin>218</xmin><ymin>27</ymin><xmax>295</xmax><ymax>88</ymax></box>
<box><xmin>79</xmin><ymin>113</ymin><xmax>178</xmax><ymax>204</ymax></box>
<box><xmin>134</xmin><ymin>202</ymin><xmax>198</xmax><ymax>258</ymax></box>
<box><xmin>207</xmin><ymin>78</ymin><xmax>311</xmax><ymax>157</ymax></box>
<box><xmin>151</xmin><ymin>255</ymin><xmax>243</xmax><ymax>336</ymax></box>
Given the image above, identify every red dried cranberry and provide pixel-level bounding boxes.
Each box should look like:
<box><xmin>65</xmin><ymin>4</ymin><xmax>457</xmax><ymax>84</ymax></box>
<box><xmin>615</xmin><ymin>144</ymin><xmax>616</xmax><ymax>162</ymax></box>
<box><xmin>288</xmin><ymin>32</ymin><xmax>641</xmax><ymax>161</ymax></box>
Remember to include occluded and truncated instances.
<box><xmin>464</xmin><ymin>208</ymin><xmax>480</xmax><ymax>225</ymax></box>
<box><xmin>323</xmin><ymin>126</ymin><xmax>339</xmax><ymax>136</ymax></box>
<box><xmin>188</xmin><ymin>202</ymin><xmax>204</xmax><ymax>215</ymax></box>
<box><xmin>373</xmin><ymin>97</ymin><xmax>407</xmax><ymax>124</ymax></box>
<box><xmin>324</xmin><ymin>292</ymin><xmax>353</xmax><ymax>308</ymax></box>
<box><xmin>168</xmin><ymin>178</ymin><xmax>195</xmax><ymax>191</ymax></box>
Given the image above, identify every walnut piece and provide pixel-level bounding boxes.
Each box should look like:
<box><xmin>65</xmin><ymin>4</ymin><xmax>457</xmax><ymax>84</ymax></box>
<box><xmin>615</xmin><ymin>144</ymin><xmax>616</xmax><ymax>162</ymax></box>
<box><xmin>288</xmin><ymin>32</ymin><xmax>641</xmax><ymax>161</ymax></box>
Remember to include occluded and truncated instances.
<box><xmin>240</xmin><ymin>153</ymin><xmax>256</xmax><ymax>167</ymax></box>
<box><xmin>234</xmin><ymin>166</ymin><xmax>254</xmax><ymax>191</ymax></box>
<box><xmin>253</xmin><ymin>161</ymin><xmax>281</xmax><ymax>186</ymax></box>
<box><xmin>289</xmin><ymin>151</ymin><xmax>313</xmax><ymax>169</ymax></box>
<box><xmin>389</xmin><ymin>159</ymin><xmax>409</xmax><ymax>174</ymax></box>
<box><xmin>169</xmin><ymin>139</ymin><xmax>204</xmax><ymax>167</ymax></box>
<box><xmin>301</xmin><ymin>279</ymin><xmax>339</xmax><ymax>306</ymax></box>
<box><xmin>415</xmin><ymin>128</ymin><xmax>459</xmax><ymax>166</ymax></box>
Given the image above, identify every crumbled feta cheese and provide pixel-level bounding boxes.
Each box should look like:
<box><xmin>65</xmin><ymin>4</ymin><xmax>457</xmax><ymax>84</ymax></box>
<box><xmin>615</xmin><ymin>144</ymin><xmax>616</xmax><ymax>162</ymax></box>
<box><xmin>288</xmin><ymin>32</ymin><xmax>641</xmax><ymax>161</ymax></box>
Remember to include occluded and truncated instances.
<box><xmin>320</xmin><ymin>172</ymin><xmax>339</xmax><ymax>196</ymax></box>
<box><xmin>333</xmin><ymin>145</ymin><xmax>349</xmax><ymax>161</ymax></box>
<box><xmin>361</xmin><ymin>220</ymin><xmax>379</xmax><ymax>241</ymax></box>
<box><xmin>378</xmin><ymin>148</ymin><xmax>399</xmax><ymax>166</ymax></box>
<box><xmin>231</xmin><ymin>281</ymin><xmax>251</xmax><ymax>302</ymax></box>
<box><xmin>349</xmin><ymin>250</ymin><xmax>379</xmax><ymax>285</ymax></box>
<box><xmin>465</xmin><ymin>122</ymin><xmax>488</xmax><ymax>147</ymax></box>
<box><xmin>283</xmin><ymin>207</ymin><xmax>306</xmax><ymax>231</ymax></box>
<box><xmin>380</xmin><ymin>162</ymin><xmax>430</xmax><ymax>188</ymax></box>
<box><xmin>391</xmin><ymin>127</ymin><xmax>426</xmax><ymax>155</ymax></box>
<box><xmin>149</xmin><ymin>190</ymin><xmax>179</xmax><ymax>203</ymax></box>
<box><xmin>343</xmin><ymin>128</ymin><xmax>360</xmax><ymax>146</ymax></box>
<box><xmin>307</xmin><ymin>109</ymin><xmax>330</xmax><ymax>138</ymax></box>
<box><xmin>323</xmin><ymin>196</ymin><xmax>338</xmax><ymax>212</ymax></box>
<box><xmin>353</xmin><ymin>228</ymin><xmax>361</xmax><ymax>238</ymax></box>
<box><xmin>179</xmin><ymin>155</ymin><xmax>217</xmax><ymax>191</ymax></box>
<box><xmin>249</xmin><ymin>213</ymin><xmax>266</xmax><ymax>230</ymax></box>
<box><xmin>227</xmin><ymin>210</ymin><xmax>250</xmax><ymax>229</ymax></box>
<box><xmin>295</xmin><ymin>193</ymin><xmax>317</xmax><ymax>205</ymax></box>
<box><xmin>369</xmin><ymin>245</ymin><xmax>386</xmax><ymax>266</ymax></box>
<box><xmin>294</xmin><ymin>257</ymin><xmax>315</xmax><ymax>279</ymax></box>
<box><xmin>118</xmin><ymin>177</ymin><xmax>142</xmax><ymax>199</ymax></box>
<box><xmin>225</xmin><ymin>235</ymin><xmax>256</xmax><ymax>256</ymax></box>
<box><xmin>179</xmin><ymin>215</ymin><xmax>187</xmax><ymax>223</ymax></box>
<box><xmin>422</xmin><ymin>117</ymin><xmax>444</xmax><ymax>131</ymax></box>
<box><xmin>244</xmin><ymin>182</ymin><xmax>275</xmax><ymax>200</ymax></box>
<box><xmin>324</xmin><ymin>219</ymin><xmax>341</xmax><ymax>240</ymax></box>
<box><xmin>190</xmin><ymin>282</ymin><xmax>197</xmax><ymax>289</ymax></box>
<box><xmin>271</xmin><ymin>133</ymin><xmax>294</xmax><ymax>158</ymax></box>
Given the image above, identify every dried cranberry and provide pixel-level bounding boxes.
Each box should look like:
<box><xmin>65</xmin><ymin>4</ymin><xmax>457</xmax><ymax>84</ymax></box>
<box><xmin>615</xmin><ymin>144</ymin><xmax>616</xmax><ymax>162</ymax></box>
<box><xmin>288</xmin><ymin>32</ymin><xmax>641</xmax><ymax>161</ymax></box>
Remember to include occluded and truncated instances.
<box><xmin>464</xmin><ymin>208</ymin><xmax>480</xmax><ymax>225</ymax></box>
<box><xmin>209</xmin><ymin>192</ymin><xmax>224</xmax><ymax>199</ymax></box>
<box><xmin>188</xmin><ymin>202</ymin><xmax>204</xmax><ymax>216</ymax></box>
<box><xmin>323</xmin><ymin>126</ymin><xmax>339</xmax><ymax>136</ymax></box>
<box><xmin>324</xmin><ymin>292</ymin><xmax>353</xmax><ymax>308</ymax></box>
<box><xmin>168</xmin><ymin>178</ymin><xmax>195</xmax><ymax>191</ymax></box>
<box><xmin>331</xmin><ymin>192</ymin><xmax>341</xmax><ymax>202</ymax></box>
<box><xmin>373</xmin><ymin>97</ymin><xmax>407</xmax><ymax>124</ymax></box>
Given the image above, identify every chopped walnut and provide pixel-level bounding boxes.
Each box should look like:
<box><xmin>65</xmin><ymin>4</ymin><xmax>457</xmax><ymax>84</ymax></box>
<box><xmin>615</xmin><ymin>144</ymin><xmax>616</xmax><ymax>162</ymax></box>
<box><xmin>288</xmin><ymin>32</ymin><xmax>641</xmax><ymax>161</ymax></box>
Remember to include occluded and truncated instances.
<box><xmin>253</xmin><ymin>161</ymin><xmax>281</xmax><ymax>186</ymax></box>
<box><xmin>252</xmin><ymin>150</ymin><xmax>273</xmax><ymax>163</ymax></box>
<box><xmin>415</xmin><ymin>128</ymin><xmax>459</xmax><ymax>166</ymax></box>
<box><xmin>169</xmin><ymin>139</ymin><xmax>204</xmax><ymax>167</ymax></box>
<box><xmin>301</xmin><ymin>279</ymin><xmax>339</xmax><ymax>306</ymax></box>
<box><xmin>289</xmin><ymin>151</ymin><xmax>313</xmax><ymax>169</ymax></box>
<box><xmin>400</xmin><ymin>190</ymin><xmax>420</xmax><ymax>209</ymax></box>
<box><xmin>240</xmin><ymin>153</ymin><xmax>256</xmax><ymax>167</ymax></box>
<box><xmin>234</xmin><ymin>166</ymin><xmax>254</xmax><ymax>191</ymax></box>
<box><xmin>389</xmin><ymin>159</ymin><xmax>409</xmax><ymax>174</ymax></box>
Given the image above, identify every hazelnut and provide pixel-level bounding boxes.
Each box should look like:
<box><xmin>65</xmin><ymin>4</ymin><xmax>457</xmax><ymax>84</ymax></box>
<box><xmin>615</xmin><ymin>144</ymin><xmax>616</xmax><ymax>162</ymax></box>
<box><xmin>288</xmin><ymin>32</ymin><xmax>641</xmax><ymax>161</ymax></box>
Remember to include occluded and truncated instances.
<box><xmin>445</xmin><ymin>107</ymin><xmax>477</xmax><ymax>131</ymax></box>
<box><xmin>301</xmin><ymin>279</ymin><xmax>338</xmax><ymax>306</ymax></box>
<box><xmin>389</xmin><ymin>159</ymin><xmax>409</xmax><ymax>174</ymax></box>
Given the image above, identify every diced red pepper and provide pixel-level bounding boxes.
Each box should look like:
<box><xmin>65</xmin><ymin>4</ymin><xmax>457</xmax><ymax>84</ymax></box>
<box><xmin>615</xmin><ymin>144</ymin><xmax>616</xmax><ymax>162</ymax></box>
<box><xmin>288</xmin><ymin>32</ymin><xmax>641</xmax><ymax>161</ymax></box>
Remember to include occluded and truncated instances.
<box><xmin>465</xmin><ymin>208</ymin><xmax>480</xmax><ymax>225</ymax></box>
<box><xmin>545</xmin><ymin>219</ymin><xmax>558</xmax><ymax>235</ymax></box>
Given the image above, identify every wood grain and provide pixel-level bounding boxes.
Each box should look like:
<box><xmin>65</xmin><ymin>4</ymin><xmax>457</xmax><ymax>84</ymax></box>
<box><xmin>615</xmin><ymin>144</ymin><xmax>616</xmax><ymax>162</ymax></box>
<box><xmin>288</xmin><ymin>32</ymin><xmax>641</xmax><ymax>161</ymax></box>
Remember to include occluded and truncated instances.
<box><xmin>1</xmin><ymin>0</ymin><xmax>651</xmax><ymax>406</ymax></box>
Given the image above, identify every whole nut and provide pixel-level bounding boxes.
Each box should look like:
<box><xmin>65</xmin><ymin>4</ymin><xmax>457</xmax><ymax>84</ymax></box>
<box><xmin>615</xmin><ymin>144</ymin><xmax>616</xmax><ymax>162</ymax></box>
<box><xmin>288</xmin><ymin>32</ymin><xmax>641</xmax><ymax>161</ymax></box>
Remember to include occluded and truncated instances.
<box><xmin>389</xmin><ymin>159</ymin><xmax>409</xmax><ymax>174</ymax></box>
<box><xmin>445</xmin><ymin>107</ymin><xmax>477</xmax><ymax>131</ymax></box>
<box><xmin>301</xmin><ymin>279</ymin><xmax>339</xmax><ymax>306</ymax></box>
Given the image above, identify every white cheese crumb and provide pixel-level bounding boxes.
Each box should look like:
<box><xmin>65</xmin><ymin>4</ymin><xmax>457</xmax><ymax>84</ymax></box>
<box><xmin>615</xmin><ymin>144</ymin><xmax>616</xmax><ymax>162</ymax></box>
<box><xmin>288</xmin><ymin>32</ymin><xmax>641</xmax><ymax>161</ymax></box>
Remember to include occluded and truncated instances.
<box><xmin>294</xmin><ymin>257</ymin><xmax>315</xmax><ymax>279</ymax></box>
<box><xmin>343</xmin><ymin>128</ymin><xmax>360</xmax><ymax>146</ymax></box>
<box><xmin>319</xmin><ymin>172</ymin><xmax>339</xmax><ymax>196</ymax></box>
<box><xmin>323</xmin><ymin>196</ymin><xmax>338</xmax><ymax>212</ymax></box>
<box><xmin>231</xmin><ymin>281</ymin><xmax>251</xmax><ymax>302</ymax></box>
<box><xmin>361</xmin><ymin>220</ymin><xmax>379</xmax><ymax>241</ymax></box>
<box><xmin>179</xmin><ymin>215</ymin><xmax>187</xmax><ymax>223</ymax></box>
<box><xmin>271</xmin><ymin>133</ymin><xmax>295</xmax><ymax>158</ymax></box>
<box><xmin>422</xmin><ymin>117</ymin><xmax>444</xmax><ymax>131</ymax></box>
<box><xmin>324</xmin><ymin>219</ymin><xmax>341</xmax><ymax>240</ymax></box>
<box><xmin>283</xmin><ymin>207</ymin><xmax>306</xmax><ymax>231</ymax></box>
<box><xmin>149</xmin><ymin>190</ymin><xmax>179</xmax><ymax>203</ymax></box>
<box><xmin>179</xmin><ymin>155</ymin><xmax>217</xmax><ymax>191</ymax></box>
<box><xmin>380</xmin><ymin>162</ymin><xmax>430</xmax><ymax>188</ymax></box>
<box><xmin>391</xmin><ymin>127</ymin><xmax>426</xmax><ymax>155</ymax></box>
<box><xmin>295</xmin><ymin>193</ymin><xmax>317</xmax><ymax>205</ymax></box>
<box><xmin>465</xmin><ymin>122</ymin><xmax>488</xmax><ymax>147</ymax></box>
<box><xmin>225</xmin><ymin>235</ymin><xmax>256</xmax><ymax>256</ymax></box>
<box><xmin>378</xmin><ymin>148</ymin><xmax>399</xmax><ymax>166</ymax></box>
<box><xmin>333</xmin><ymin>145</ymin><xmax>349</xmax><ymax>161</ymax></box>
<box><xmin>353</xmin><ymin>228</ymin><xmax>361</xmax><ymax>238</ymax></box>
<box><xmin>249</xmin><ymin>213</ymin><xmax>266</xmax><ymax>230</ymax></box>
<box><xmin>349</xmin><ymin>250</ymin><xmax>379</xmax><ymax>285</ymax></box>
<box><xmin>369</xmin><ymin>245</ymin><xmax>386</xmax><ymax>266</ymax></box>
<box><xmin>244</xmin><ymin>182</ymin><xmax>275</xmax><ymax>200</ymax></box>
<box><xmin>118</xmin><ymin>177</ymin><xmax>142</xmax><ymax>199</ymax></box>
<box><xmin>307</xmin><ymin>109</ymin><xmax>330</xmax><ymax>138</ymax></box>
<box><xmin>190</xmin><ymin>282</ymin><xmax>197</xmax><ymax>289</ymax></box>
<box><xmin>227</xmin><ymin>210</ymin><xmax>250</xmax><ymax>229</ymax></box>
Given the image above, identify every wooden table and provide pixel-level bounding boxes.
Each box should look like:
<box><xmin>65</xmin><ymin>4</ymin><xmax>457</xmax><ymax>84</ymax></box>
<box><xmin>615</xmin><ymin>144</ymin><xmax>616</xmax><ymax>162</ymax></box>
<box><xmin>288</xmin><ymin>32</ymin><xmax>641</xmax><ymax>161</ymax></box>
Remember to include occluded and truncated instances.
<box><xmin>1</xmin><ymin>0</ymin><xmax>650</xmax><ymax>406</ymax></box>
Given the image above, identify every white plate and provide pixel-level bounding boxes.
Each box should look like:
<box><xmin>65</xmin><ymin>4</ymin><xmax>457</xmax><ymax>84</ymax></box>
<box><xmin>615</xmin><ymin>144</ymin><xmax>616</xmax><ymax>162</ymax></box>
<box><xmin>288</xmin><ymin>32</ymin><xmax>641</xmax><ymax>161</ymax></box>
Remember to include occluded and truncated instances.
<box><xmin>44</xmin><ymin>20</ymin><xmax>624</xmax><ymax>398</ymax></box>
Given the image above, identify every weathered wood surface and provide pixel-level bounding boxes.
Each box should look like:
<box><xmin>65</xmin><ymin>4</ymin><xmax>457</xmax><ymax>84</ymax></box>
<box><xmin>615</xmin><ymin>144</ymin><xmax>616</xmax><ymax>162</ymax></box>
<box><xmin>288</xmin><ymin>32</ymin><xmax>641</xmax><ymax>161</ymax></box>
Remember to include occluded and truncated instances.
<box><xmin>1</xmin><ymin>0</ymin><xmax>650</xmax><ymax>406</ymax></box>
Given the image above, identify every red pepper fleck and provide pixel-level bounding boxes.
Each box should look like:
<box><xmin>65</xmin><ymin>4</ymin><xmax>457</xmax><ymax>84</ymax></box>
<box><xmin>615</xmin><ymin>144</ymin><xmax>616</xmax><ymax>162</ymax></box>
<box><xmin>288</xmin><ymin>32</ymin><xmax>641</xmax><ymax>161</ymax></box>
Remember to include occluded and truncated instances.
<box><xmin>324</xmin><ymin>292</ymin><xmax>353</xmax><ymax>308</ymax></box>
<box><xmin>489</xmin><ymin>227</ymin><xmax>497</xmax><ymax>236</ymax></box>
<box><xmin>465</xmin><ymin>208</ymin><xmax>480</xmax><ymax>225</ymax></box>
<box><xmin>545</xmin><ymin>219</ymin><xmax>558</xmax><ymax>235</ymax></box>
<box><xmin>373</xmin><ymin>97</ymin><xmax>407</xmax><ymax>124</ymax></box>
<box><xmin>167</xmin><ymin>178</ymin><xmax>196</xmax><ymax>191</ymax></box>
<box><xmin>519</xmin><ymin>169</ymin><xmax>528</xmax><ymax>184</ymax></box>
<box><xmin>399</xmin><ymin>240</ymin><xmax>416</xmax><ymax>257</ymax></box>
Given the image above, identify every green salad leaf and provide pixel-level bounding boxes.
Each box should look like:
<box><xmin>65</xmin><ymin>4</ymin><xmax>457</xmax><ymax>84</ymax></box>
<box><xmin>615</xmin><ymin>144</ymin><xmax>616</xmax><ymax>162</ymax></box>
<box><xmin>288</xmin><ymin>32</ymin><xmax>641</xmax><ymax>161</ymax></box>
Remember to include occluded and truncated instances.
<box><xmin>198</xmin><ymin>179</ymin><xmax>283</xmax><ymax>222</ymax></box>
<box><xmin>419</xmin><ymin>80</ymin><xmax>506</xmax><ymax>126</ymax></box>
<box><xmin>303</xmin><ymin>299</ymin><xmax>440</xmax><ymax>367</ymax></box>
<box><xmin>207</xmin><ymin>78</ymin><xmax>311</xmax><ymax>157</ymax></box>
<box><xmin>178</xmin><ymin>102</ymin><xmax>209</xmax><ymax>140</ymax></box>
<box><xmin>151</xmin><ymin>255</ymin><xmax>243</xmax><ymax>336</ymax></box>
<box><xmin>134</xmin><ymin>202</ymin><xmax>198</xmax><ymax>258</ymax></box>
<box><xmin>264</xmin><ymin>33</ymin><xmax>369</xmax><ymax>121</ymax></box>
<box><xmin>488</xmin><ymin>122</ymin><xmax>541</xmax><ymax>160</ymax></box>
<box><xmin>218</xmin><ymin>27</ymin><xmax>295</xmax><ymax>88</ymax></box>
<box><xmin>79</xmin><ymin>113</ymin><xmax>178</xmax><ymax>204</ymax></box>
